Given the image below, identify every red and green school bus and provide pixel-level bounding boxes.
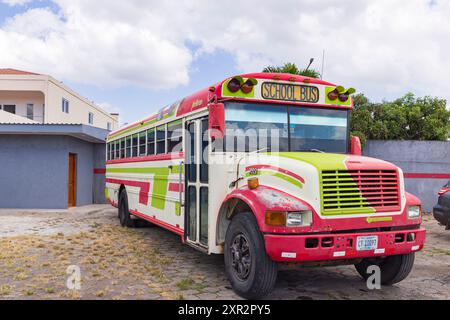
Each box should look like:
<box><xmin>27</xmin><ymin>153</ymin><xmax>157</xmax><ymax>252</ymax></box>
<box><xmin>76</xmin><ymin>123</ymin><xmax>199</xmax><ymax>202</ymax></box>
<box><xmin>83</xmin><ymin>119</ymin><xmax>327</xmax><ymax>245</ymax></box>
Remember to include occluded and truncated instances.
<box><xmin>106</xmin><ymin>73</ymin><xmax>426</xmax><ymax>299</ymax></box>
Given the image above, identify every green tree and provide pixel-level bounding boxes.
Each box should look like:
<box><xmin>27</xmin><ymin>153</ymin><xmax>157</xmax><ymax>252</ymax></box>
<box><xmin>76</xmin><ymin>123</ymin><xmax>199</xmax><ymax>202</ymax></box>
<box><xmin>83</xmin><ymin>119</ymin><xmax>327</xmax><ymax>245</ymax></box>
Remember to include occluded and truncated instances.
<box><xmin>350</xmin><ymin>93</ymin><xmax>450</xmax><ymax>143</ymax></box>
<box><xmin>263</xmin><ymin>62</ymin><xmax>321</xmax><ymax>79</ymax></box>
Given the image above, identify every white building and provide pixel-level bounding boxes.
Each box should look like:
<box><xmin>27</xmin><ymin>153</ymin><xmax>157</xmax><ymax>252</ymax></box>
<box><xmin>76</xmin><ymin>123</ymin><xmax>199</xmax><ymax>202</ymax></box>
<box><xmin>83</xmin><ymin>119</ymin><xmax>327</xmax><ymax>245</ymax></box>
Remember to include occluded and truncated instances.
<box><xmin>0</xmin><ymin>68</ymin><xmax>119</xmax><ymax>130</ymax></box>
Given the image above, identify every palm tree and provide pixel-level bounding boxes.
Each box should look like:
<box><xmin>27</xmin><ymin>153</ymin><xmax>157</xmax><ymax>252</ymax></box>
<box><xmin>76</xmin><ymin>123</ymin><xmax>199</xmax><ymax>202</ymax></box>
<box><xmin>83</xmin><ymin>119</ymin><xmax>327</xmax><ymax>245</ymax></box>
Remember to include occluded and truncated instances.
<box><xmin>263</xmin><ymin>62</ymin><xmax>321</xmax><ymax>79</ymax></box>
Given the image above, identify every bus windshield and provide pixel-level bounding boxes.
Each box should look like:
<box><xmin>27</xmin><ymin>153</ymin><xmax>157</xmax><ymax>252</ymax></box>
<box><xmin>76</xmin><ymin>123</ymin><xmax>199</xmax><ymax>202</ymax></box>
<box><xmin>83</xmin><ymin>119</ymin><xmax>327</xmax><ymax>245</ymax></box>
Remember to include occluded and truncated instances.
<box><xmin>223</xmin><ymin>102</ymin><xmax>349</xmax><ymax>154</ymax></box>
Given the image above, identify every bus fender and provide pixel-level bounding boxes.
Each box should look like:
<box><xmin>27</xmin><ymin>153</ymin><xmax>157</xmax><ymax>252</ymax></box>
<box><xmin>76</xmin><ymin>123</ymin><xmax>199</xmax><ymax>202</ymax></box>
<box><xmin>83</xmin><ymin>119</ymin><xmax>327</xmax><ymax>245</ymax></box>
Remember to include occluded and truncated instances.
<box><xmin>405</xmin><ymin>191</ymin><xmax>421</xmax><ymax>206</ymax></box>
<box><xmin>217</xmin><ymin>186</ymin><xmax>313</xmax><ymax>244</ymax></box>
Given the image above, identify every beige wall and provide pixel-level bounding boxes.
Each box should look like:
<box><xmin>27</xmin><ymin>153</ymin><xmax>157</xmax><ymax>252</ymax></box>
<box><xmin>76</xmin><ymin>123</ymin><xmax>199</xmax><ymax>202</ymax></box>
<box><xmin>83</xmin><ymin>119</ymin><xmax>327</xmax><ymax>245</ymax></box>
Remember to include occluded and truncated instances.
<box><xmin>0</xmin><ymin>74</ymin><xmax>119</xmax><ymax>130</ymax></box>
<box><xmin>0</xmin><ymin>91</ymin><xmax>45</xmax><ymax>123</ymax></box>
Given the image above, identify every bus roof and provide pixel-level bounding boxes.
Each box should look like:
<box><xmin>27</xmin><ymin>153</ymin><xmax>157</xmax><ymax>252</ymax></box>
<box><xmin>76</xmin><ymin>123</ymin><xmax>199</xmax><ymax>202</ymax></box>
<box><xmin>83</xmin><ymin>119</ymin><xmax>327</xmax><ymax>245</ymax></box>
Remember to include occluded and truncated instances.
<box><xmin>108</xmin><ymin>72</ymin><xmax>354</xmax><ymax>140</ymax></box>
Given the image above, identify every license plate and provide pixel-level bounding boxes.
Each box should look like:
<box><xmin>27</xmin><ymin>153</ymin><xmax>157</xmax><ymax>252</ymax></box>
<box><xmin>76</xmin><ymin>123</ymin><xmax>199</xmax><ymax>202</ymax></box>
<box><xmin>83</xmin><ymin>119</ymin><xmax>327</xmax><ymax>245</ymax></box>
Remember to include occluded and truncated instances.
<box><xmin>357</xmin><ymin>236</ymin><xmax>379</xmax><ymax>251</ymax></box>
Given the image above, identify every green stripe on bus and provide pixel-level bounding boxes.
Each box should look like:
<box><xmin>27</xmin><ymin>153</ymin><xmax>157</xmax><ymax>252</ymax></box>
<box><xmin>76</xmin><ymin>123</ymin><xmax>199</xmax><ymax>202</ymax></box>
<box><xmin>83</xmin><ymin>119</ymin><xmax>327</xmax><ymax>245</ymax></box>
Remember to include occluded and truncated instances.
<box><xmin>367</xmin><ymin>217</ymin><xmax>393</xmax><ymax>223</ymax></box>
<box><xmin>246</xmin><ymin>170</ymin><xmax>303</xmax><ymax>189</ymax></box>
<box><xmin>273</xmin><ymin>153</ymin><xmax>376</xmax><ymax>216</ymax></box>
<box><xmin>109</xmin><ymin>113</ymin><xmax>172</xmax><ymax>141</ymax></box>
<box><xmin>175</xmin><ymin>202</ymin><xmax>181</xmax><ymax>217</ymax></box>
<box><xmin>107</xmin><ymin>167</ymin><xmax>171</xmax><ymax>209</ymax></box>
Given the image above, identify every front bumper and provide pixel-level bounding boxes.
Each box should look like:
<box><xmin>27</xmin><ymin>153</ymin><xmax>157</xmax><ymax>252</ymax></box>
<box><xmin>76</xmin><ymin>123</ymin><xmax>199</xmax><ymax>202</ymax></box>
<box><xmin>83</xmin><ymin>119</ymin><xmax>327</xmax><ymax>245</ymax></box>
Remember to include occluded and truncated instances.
<box><xmin>264</xmin><ymin>228</ymin><xmax>426</xmax><ymax>262</ymax></box>
<box><xmin>433</xmin><ymin>205</ymin><xmax>450</xmax><ymax>228</ymax></box>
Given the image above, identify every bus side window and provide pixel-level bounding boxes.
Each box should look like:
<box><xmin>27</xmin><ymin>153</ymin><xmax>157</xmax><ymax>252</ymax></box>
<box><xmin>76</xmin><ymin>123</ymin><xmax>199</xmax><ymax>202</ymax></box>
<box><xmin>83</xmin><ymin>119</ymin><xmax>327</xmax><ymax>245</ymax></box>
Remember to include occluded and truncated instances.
<box><xmin>147</xmin><ymin>128</ymin><xmax>155</xmax><ymax>156</ymax></box>
<box><xmin>156</xmin><ymin>125</ymin><xmax>166</xmax><ymax>154</ymax></box>
<box><xmin>107</xmin><ymin>143</ymin><xmax>111</xmax><ymax>161</ymax></box>
<box><xmin>168</xmin><ymin>120</ymin><xmax>183</xmax><ymax>153</ymax></box>
<box><xmin>115</xmin><ymin>141</ymin><xmax>120</xmax><ymax>159</ymax></box>
<box><xmin>126</xmin><ymin>136</ymin><xmax>132</xmax><ymax>158</ymax></box>
<box><xmin>131</xmin><ymin>134</ymin><xmax>139</xmax><ymax>158</ymax></box>
<box><xmin>200</xmin><ymin>119</ymin><xmax>209</xmax><ymax>183</ymax></box>
<box><xmin>139</xmin><ymin>131</ymin><xmax>146</xmax><ymax>156</ymax></box>
<box><xmin>120</xmin><ymin>138</ymin><xmax>125</xmax><ymax>159</ymax></box>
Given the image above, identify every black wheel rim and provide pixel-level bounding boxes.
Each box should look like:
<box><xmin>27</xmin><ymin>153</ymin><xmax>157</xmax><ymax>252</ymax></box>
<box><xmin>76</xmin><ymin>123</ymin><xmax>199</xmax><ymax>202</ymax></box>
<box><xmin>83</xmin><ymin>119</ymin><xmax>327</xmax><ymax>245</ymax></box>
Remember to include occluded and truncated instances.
<box><xmin>230</xmin><ymin>234</ymin><xmax>251</xmax><ymax>281</ymax></box>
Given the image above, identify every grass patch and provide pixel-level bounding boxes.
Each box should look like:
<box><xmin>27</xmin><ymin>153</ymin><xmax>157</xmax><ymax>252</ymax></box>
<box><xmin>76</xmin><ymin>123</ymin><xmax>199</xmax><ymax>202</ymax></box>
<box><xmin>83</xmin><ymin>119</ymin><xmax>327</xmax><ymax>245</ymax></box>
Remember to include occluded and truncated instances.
<box><xmin>176</xmin><ymin>278</ymin><xmax>195</xmax><ymax>290</ymax></box>
<box><xmin>0</xmin><ymin>284</ymin><xmax>12</xmax><ymax>296</ymax></box>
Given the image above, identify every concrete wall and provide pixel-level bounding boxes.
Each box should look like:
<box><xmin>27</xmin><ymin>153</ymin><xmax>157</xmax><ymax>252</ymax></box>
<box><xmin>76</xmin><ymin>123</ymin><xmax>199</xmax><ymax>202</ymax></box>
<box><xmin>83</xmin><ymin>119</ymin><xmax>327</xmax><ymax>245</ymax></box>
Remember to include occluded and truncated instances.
<box><xmin>0</xmin><ymin>135</ymin><xmax>106</xmax><ymax>209</ymax></box>
<box><xmin>364</xmin><ymin>140</ymin><xmax>450</xmax><ymax>212</ymax></box>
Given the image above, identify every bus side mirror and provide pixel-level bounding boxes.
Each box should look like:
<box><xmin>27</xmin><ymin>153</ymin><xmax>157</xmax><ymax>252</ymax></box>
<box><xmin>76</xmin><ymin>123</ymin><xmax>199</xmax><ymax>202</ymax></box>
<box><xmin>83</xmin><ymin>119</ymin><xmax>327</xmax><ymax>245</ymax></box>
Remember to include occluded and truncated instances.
<box><xmin>209</xmin><ymin>103</ymin><xmax>225</xmax><ymax>139</ymax></box>
<box><xmin>350</xmin><ymin>136</ymin><xmax>362</xmax><ymax>156</ymax></box>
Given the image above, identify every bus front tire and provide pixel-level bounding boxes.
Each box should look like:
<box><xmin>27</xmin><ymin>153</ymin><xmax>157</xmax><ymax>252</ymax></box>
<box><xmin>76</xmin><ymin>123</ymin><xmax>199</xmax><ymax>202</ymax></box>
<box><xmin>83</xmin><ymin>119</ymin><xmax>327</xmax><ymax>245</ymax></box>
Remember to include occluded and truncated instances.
<box><xmin>118</xmin><ymin>191</ymin><xmax>135</xmax><ymax>228</ymax></box>
<box><xmin>354</xmin><ymin>253</ymin><xmax>415</xmax><ymax>285</ymax></box>
<box><xmin>224</xmin><ymin>212</ymin><xmax>278</xmax><ymax>300</ymax></box>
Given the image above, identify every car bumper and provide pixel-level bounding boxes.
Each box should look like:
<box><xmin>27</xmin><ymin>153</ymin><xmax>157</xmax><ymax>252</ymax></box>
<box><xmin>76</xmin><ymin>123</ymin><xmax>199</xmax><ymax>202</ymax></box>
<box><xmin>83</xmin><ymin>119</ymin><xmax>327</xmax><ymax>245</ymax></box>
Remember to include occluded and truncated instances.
<box><xmin>433</xmin><ymin>205</ymin><xmax>450</xmax><ymax>227</ymax></box>
<box><xmin>264</xmin><ymin>228</ymin><xmax>426</xmax><ymax>262</ymax></box>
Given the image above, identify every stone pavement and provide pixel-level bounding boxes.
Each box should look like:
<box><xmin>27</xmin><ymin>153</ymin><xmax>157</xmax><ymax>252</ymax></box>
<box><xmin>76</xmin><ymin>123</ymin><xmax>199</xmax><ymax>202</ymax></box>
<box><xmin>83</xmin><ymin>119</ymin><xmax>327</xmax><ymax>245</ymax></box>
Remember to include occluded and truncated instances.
<box><xmin>0</xmin><ymin>206</ymin><xmax>448</xmax><ymax>300</ymax></box>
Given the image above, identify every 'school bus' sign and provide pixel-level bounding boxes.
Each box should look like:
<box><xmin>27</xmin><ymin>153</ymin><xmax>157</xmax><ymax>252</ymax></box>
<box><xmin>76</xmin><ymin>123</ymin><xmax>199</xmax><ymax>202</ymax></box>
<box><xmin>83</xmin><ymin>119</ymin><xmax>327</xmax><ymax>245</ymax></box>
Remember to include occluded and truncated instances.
<box><xmin>261</xmin><ymin>82</ymin><xmax>320</xmax><ymax>103</ymax></box>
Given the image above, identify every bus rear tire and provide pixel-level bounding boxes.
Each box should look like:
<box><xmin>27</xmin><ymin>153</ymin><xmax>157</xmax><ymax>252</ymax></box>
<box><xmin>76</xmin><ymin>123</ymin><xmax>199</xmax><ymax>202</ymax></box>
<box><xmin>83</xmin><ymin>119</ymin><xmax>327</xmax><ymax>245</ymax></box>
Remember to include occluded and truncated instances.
<box><xmin>118</xmin><ymin>191</ymin><xmax>135</xmax><ymax>228</ymax></box>
<box><xmin>354</xmin><ymin>253</ymin><xmax>415</xmax><ymax>285</ymax></box>
<box><xmin>224</xmin><ymin>212</ymin><xmax>278</xmax><ymax>300</ymax></box>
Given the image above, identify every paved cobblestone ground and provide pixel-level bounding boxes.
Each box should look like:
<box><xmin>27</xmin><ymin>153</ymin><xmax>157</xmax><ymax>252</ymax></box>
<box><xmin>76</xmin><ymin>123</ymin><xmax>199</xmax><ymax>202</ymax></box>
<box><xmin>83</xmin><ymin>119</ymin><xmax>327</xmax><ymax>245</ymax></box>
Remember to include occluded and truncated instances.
<box><xmin>0</xmin><ymin>205</ymin><xmax>448</xmax><ymax>300</ymax></box>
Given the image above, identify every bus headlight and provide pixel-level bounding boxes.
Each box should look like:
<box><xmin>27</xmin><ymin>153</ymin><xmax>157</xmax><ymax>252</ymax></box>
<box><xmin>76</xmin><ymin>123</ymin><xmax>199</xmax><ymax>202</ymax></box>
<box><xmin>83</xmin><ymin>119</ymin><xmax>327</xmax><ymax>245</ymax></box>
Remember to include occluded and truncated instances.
<box><xmin>287</xmin><ymin>211</ymin><xmax>313</xmax><ymax>227</ymax></box>
<box><xmin>407</xmin><ymin>206</ymin><xmax>422</xmax><ymax>219</ymax></box>
<box><xmin>266</xmin><ymin>210</ymin><xmax>313</xmax><ymax>227</ymax></box>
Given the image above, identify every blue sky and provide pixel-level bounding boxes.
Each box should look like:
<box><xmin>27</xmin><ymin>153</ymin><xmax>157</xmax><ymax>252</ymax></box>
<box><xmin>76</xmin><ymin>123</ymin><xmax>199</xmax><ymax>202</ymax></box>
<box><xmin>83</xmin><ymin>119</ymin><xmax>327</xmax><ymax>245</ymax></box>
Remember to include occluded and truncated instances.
<box><xmin>0</xmin><ymin>1</ymin><xmax>241</xmax><ymax>124</ymax></box>
<box><xmin>0</xmin><ymin>0</ymin><xmax>448</xmax><ymax>125</ymax></box>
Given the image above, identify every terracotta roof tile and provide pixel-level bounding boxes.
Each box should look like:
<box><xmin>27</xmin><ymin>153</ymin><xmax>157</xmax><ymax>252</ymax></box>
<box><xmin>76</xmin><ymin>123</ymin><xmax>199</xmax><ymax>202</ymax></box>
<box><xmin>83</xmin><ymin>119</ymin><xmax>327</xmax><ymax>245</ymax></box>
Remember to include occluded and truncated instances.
<box><xmin>0</xmin><ymin>68</ymin><xmax>41</xmax><ymax>75</ymax></box>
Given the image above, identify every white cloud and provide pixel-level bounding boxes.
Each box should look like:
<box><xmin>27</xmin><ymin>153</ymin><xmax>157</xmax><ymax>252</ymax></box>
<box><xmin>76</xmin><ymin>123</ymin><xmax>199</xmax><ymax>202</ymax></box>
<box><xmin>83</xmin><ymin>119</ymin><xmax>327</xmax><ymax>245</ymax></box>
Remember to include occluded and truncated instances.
<box><xmin>97</xmin><ymin>101</ymin><xmax>120</xmax><ymax>115</ymax></box>
<box><xmin>0</xmin><ymin>0</ymin><xmax>449</xmax><ymax>102</ymax></box>
<box><xmin>2</xmin><ymin>0</ymin><xmax>33</xmax><ymax>6</ymax></box>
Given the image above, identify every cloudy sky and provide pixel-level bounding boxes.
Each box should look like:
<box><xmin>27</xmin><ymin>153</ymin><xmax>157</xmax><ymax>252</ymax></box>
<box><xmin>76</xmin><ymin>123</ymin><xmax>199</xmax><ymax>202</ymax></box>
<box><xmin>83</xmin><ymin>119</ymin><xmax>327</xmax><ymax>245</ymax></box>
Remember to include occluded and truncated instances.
<box><xmin>0</xmin><ymin>0</ymin><xmax>448</xmax><ymax>124</ymax></box>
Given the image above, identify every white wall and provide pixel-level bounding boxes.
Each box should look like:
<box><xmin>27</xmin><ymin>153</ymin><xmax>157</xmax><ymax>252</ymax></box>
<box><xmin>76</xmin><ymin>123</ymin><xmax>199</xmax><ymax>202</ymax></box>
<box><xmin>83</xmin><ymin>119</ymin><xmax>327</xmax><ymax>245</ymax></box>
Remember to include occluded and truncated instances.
<box><xmin>45</xmin><ymin>79</ymin><xmax>118</xmax><ymax>130</ymax></box>
<box><xmin>0</xmin><ymin>91</ymin><xmax>44</xmax><ymax>123</ymax></box>
<box><xmin>0</xmin><ymin>74</ymin><xmax>119</xmax><ymax>130</ymax></box>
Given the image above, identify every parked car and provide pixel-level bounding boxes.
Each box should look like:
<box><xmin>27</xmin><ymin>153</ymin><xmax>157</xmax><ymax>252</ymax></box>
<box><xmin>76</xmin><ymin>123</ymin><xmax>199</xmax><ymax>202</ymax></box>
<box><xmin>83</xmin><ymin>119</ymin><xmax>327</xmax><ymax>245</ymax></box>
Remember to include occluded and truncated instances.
<box><xmin>433</xmin><ymin>181</ymin><xmax>450</xmax><ymax>230</ymax></box>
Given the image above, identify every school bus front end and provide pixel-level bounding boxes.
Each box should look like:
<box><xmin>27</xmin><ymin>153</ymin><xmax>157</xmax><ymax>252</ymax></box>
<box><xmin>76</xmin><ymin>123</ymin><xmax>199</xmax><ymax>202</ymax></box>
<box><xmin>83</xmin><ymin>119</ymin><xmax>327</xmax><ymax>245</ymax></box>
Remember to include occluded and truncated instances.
<box><xmin>233</xmin><ymin>153</ymin><xmax>427</xmax><ymax>263</ymax></box>
<box><xmin>212</xmin><ymin>73</ymin><xmax>426</xmax><ymax>299</ymax></box>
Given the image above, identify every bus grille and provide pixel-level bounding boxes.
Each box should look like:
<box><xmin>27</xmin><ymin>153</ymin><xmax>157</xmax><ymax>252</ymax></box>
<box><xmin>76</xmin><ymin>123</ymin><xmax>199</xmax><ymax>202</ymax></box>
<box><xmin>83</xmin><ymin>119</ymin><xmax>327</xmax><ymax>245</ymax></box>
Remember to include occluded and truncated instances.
<box><xmin>321</xmin><ymin>169</ymin><xmax>401</xmax><ymax>215</ymax></box>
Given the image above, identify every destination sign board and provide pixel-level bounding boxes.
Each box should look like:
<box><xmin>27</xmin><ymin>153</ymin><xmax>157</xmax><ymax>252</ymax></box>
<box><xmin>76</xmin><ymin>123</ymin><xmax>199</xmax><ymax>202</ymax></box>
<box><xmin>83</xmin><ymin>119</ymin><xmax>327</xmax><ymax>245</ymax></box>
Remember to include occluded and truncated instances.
<box><xmin>261</xmin><ymin>82</ymin><xmax>320</xmax><ymax>103</ymax></box>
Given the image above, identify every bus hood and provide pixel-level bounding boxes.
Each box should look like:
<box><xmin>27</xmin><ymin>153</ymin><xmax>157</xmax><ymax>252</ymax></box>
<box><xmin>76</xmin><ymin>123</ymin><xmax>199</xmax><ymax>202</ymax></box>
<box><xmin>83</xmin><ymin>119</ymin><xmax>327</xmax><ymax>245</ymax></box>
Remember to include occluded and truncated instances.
<box><xmin>239</xmin><ymin>152</ymin><xmax>404</xmax><ymax>218</ymax></box>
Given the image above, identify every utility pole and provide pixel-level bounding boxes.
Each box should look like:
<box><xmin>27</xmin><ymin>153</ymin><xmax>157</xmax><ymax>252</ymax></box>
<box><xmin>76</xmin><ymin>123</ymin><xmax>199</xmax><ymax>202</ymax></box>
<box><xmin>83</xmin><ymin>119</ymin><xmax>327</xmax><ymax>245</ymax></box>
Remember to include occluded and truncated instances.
<box><xmin>321</xmin><ymin>50</ymin><xmax>325</xmax><ymax>80</ymax></box>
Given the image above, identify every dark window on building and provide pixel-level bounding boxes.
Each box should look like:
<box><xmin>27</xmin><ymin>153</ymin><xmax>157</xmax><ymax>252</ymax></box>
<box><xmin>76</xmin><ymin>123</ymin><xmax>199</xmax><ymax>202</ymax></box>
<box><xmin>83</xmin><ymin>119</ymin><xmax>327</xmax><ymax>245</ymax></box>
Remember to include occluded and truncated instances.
<box><xmin>62</xmin><ymin>99</ymin><xmax>69</xmax><ymax>113</ymax></box>
<box><xmin>132</xmin><ymin>134</ymin><xmax>138</xmax><ymax>157</ymax></box>
<box><xmin>168</xmin><ymin>120</ymin><xmax>183</xmax><ymax>153</ymax></box>
<box><xmin>107</xmin><ymin>122</ymin><xmax>112</xmax><ymax>131</ymax></box>
<box><xmin>88</xmin><ymin>112</ymin><xmax>94</xmax><ymax>125</ymax></box>
<box><xmin>27</xmin><ymin>104</ymin><xmax>34</xmax><ymax>120</ymax></box>
<box><xmin>156</xmin><ymin>125</ymin><xmax>166</xmax><ymax>154</ymax></box>
<box><xmin>147</xmin><ymin>128</ymin><xmax>155</xmax><ymax>156</ymax></box>
<box><xmin>3</xmin><ymin>105</ymin><xmax>16</xmax><ymax>114</ymax></box>
<box><xmin>139</xmin><ymin>132</ymin><xmax>146</xmax><ymax>156</ymax></box>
